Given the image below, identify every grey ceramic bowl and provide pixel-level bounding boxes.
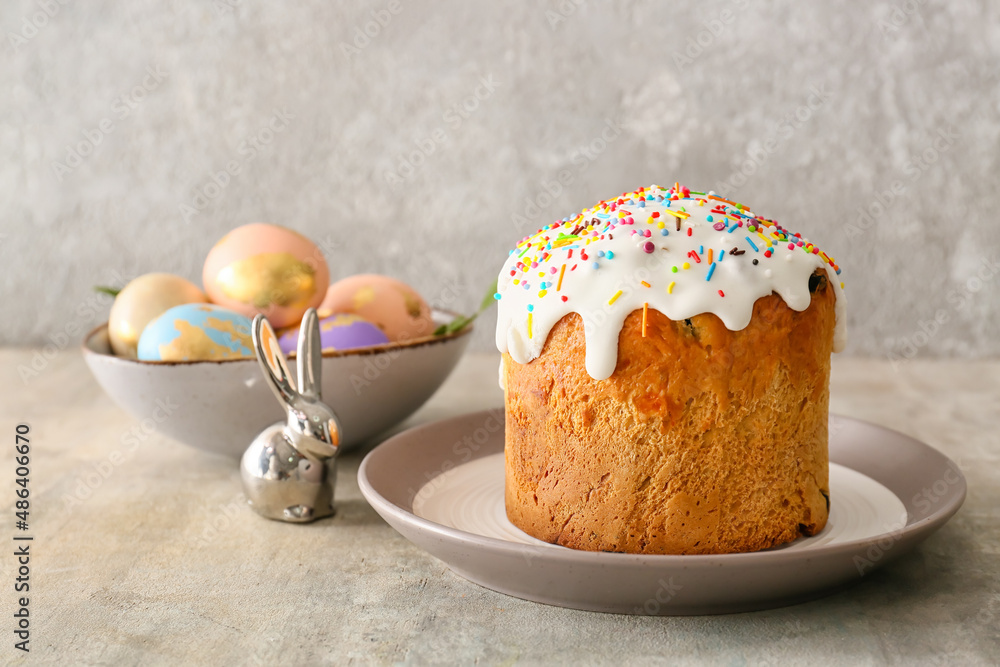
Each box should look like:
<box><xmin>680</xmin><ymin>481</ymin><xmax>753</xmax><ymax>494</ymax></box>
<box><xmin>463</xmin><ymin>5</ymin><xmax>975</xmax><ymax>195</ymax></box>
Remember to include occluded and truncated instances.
<box><xmin>83</xmin><ymin>309</ymin><xmax>472</xmax><ymax>458</ymax></box>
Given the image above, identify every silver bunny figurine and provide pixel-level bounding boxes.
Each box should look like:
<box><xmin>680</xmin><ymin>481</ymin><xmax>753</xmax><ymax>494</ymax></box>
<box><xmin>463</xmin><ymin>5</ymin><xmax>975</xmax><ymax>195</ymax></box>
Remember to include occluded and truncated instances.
<box><xmin>241</xmin><ymin>308</ymin><xmax>342</xmax><ymax>523</ymax></box>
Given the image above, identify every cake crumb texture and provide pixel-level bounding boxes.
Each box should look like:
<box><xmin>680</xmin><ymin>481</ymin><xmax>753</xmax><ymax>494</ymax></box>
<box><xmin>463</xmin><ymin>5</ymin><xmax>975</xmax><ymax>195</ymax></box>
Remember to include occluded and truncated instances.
<box><xmin>504</xmin><ymin>272</ymin><xmax>834</xmax><ymax>555</ymax></box>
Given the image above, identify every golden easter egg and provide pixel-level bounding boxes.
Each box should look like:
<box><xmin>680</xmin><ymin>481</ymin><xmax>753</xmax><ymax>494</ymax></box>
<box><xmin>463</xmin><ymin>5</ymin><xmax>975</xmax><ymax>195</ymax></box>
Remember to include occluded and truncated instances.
<box><xmin>202</xmin><ymin>223</ymin><xmax>329</xmax><ymax>328</ymax></box>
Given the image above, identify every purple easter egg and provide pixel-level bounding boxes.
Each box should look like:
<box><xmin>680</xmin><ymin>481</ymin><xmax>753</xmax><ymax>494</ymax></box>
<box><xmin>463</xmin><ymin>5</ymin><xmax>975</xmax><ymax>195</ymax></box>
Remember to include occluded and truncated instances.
<box><xmin>278</xmin><ymin>313</ymin><xmax>389</xmax><ymax>355</ymax></box>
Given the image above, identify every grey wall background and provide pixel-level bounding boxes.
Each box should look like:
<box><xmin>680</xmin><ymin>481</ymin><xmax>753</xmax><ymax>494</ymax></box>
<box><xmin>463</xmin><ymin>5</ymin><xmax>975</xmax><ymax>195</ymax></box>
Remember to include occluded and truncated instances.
<box><xmin>2</xmin><ymin>0</ymin><xmax>998</xmax><ymax>360</ymax></box>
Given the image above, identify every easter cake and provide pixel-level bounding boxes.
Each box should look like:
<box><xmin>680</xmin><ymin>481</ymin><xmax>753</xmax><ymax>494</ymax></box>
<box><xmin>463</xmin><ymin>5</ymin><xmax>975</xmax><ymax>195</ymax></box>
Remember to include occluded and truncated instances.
<box><xmin>495</xmin><ymin>184</ymin><xmax>845</xmax><ymax>555</ymax></box>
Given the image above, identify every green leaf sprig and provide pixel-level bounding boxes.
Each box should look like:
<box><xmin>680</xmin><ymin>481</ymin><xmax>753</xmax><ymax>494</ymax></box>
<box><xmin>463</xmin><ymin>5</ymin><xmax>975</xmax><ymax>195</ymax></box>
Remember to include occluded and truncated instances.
<box><xmin>94</xmin><ymin>285</ymin><xmax>121</xmax><ymax>297</ymax></box>
<box><xmin>434</xmin><ymin>279</ymin><xmax>498</xmax><ymax>336</ymax></box>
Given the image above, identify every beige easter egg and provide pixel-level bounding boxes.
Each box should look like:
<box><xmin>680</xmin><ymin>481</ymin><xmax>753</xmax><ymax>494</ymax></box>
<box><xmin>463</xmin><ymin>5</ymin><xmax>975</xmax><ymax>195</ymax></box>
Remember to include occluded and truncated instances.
<box><xmin>108</xmin><ymin>273</ymin><xmax>207</xmax><ymax>358</ymax></box>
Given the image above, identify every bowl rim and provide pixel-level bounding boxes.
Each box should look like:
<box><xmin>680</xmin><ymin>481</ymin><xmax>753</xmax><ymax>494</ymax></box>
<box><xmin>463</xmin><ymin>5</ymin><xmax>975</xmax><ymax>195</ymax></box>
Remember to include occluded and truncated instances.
<box><xmin>83</xmin><ymin>307</ymin><xmax>475</xmax><ymax>366</ymax></box>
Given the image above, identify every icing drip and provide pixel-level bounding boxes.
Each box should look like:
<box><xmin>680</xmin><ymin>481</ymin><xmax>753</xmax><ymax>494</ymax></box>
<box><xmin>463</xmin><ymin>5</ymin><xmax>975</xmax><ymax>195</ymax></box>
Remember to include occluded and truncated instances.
<box><xmin>495</xmin><ymin>184</ymin><xmax>846</xmax><ymax>380</ymax></box>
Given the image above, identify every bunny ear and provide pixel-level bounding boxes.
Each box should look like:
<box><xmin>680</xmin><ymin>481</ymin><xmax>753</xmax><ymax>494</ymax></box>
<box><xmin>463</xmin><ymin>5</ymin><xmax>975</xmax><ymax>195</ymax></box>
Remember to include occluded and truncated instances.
<box><xmin>296</xmin><ymin>308</ymin><xmax>322</xmax><ymax>401</ymax></box>
<box><xmin>252</xmin><ymin>314</ymin><xmax>298</xmax><ymax>409</ymax></box>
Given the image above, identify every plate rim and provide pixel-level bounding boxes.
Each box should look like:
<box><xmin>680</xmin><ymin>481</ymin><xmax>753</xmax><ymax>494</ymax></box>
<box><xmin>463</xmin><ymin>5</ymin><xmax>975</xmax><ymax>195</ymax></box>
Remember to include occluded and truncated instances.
<box><xmin>358</xmin><ymin>410</ymin><xmax>966</xmax><ymax>567</ymax></box>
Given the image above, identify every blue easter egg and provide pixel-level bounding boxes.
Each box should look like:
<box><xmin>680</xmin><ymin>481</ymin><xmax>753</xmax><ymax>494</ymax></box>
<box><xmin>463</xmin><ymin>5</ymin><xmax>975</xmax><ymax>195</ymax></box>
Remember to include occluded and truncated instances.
<box><xmin>137</xmin><ymin>304</ymin><xmax>255</xmax><ymax>361</ymax></box>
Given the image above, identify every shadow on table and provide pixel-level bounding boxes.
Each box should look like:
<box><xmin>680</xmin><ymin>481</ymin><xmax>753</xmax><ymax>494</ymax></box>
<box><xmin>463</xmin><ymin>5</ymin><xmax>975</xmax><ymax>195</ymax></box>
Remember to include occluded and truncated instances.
<box><xmin>328</xmin><ymin>497</ymin><xmax>385</xmax><ymax>528</ymax></box>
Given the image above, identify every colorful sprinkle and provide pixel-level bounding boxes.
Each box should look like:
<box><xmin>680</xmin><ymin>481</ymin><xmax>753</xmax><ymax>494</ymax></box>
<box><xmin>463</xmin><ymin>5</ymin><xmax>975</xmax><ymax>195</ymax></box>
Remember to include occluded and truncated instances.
<box><xmin>497</xmin><ymin>183</ymin><xmax>843</xmax><ymax>354</ymax></box>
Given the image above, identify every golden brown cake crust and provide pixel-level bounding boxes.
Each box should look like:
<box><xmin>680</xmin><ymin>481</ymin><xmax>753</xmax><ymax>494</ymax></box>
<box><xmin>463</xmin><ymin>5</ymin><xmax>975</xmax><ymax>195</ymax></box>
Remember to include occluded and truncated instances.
<box><xmin>503</xmin><ymin>273</ymin><xmax>834</xmax><ymax>555</ymax></box>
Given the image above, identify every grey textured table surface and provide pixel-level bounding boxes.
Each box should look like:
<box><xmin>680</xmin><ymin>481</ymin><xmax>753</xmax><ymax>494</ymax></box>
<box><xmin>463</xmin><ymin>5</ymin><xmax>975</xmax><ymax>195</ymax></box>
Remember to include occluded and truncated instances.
<box><xmin>0</xmin><ymin>350</ymin><xmax>997</xmax><ymax>666</ymax></box>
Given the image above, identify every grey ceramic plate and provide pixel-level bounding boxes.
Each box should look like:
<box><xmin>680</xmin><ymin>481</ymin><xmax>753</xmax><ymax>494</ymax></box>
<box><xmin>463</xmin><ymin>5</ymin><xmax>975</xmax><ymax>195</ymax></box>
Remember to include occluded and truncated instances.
<box><xmin>358</xmin><ymin>410</ymin><xmax>966</xmax><ymax>615</ymax></box>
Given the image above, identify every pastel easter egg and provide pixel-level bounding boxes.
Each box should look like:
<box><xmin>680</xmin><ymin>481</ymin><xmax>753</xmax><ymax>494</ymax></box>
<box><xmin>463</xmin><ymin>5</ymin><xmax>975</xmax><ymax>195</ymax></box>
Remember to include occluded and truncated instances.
<box><xmin>278</xmin><ymin>313</ymin><xmax>389</xmax><ymax>356</ymax></box>
<box><xmin>137</xmin><ymin>304</ymin><xmax>254</xmax><ymax>362</ymax></box>
<box><xmin>109</xmin><ymin>273</ymin><xmax>207</xmax><ymax>359</ymax></box>
<box><xmin>202</xmin><ymin>223</ymin><xmax>329</xmax><ymax>328</ymax></box>
<box><xmin>319</xmin><ymin>274</ymin><xmax>433</xmax><ymax>342</ymax></box>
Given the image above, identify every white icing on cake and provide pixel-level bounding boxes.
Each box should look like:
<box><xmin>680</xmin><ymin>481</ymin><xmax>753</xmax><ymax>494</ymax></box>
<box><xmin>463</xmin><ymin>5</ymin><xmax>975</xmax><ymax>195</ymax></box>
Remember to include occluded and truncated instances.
<box><xmin>495</xmin><ymin>184</ymin><xmax>846</xmax><ymax>380</ymax></box>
